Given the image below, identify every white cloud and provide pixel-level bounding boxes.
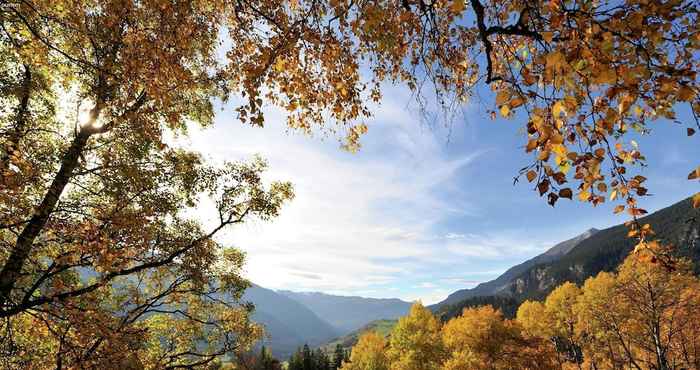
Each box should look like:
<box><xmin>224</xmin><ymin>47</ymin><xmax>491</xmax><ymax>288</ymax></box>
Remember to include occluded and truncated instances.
<box><xmin>174</xmin><ymin>85</ymin><xmax>560</xmax><ymax>303</ymax></box>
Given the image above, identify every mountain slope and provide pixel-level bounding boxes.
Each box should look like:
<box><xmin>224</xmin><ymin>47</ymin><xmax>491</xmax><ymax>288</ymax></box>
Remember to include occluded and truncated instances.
<box><xmin>433</xmin><ymin>228</ymin><xmax>599</xmax><ymax>308</ymax></box>
<box><xmin>279</xmin><ymin>291</ymin><xmax>412</xmax><ymax>333</ymax></box>
<box><xmin>243</xmin><ymin>285</ymin><xmax>340</xmax><ymax>357</ymax></box>
<box><xmin>434</xmin><ymin>196</ymin><xmax>700</xmax><ymax>319</ymax></box>
<box><xmin>501</xmin><ymin>197</ymin><xmax>700</xmax><ymax>302</ymax></box>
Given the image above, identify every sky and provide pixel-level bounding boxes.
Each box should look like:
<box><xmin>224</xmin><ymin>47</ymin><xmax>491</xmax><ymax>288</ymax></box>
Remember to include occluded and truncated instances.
<box><xmin>180</xmin><ymin>83</ymin><xmax>700</xmax><ymax>305</ymax></box>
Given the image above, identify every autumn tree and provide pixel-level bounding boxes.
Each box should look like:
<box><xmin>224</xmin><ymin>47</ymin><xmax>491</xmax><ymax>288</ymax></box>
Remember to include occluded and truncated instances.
<box><xmin>341</xmin><ymin>332</ymin><xmax>390</xmax><ymax>370</ymax></box>
<box><xmin>573</xmin><ymin>247</ymin><xmax>700</xmax><ymax>370</ymax></box>
<box><xmin>443</xmin><ymin>305</ymin><xmax>557</xmax><ymax>370</ymax></box>
<box><xmin>515</xmin><ymin>247</ymin><xmax>700</xmax><ymax>369</ymax></box>
<box><xmin>572</xmin><ymin>271</ymin><xmax>626</xmax><ymax>369</ymax></box>
<box><xmin>386</xmin><ymin>302</ymin><xmax>443</xmax><ymax>370</ymax></box>
<box><xmin>542</xmin><ymin>282</ymin><xmax>584</xmax><ymax>366</ymax></box>
<box><xmin>516</xmin><ymin>300</ymin><xmax>550</xmax><ymax>339</ymax></box>
<box><xmin>1</xmin><ymin>1</ymin><xmax>297</xmax><ymax>366</ymax></box>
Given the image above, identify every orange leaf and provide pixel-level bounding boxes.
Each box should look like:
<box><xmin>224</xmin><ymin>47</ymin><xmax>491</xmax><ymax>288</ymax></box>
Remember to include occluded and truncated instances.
<box><xmin>613</xmin><ymin>205</ymin><xmax>625</xmax><ymax>214</ymax></box>
<box><xmin>693</xmin><ymin>193</ymin><xmax>700</xmax><ymax>209</ymax></box>
<box><xmin>688</xmin><ymin>166</ymin><xmax>700</xmax><ymax>180</ymax></box>
<box><xmin>526</xmin><ymin>170</ymin><xmax>537</xmax><ymax>182</ymax></box>
<box><xmin>510</xmin><ymin>97</ymin><xmax>525</xmax><ymax>108</ymax></box>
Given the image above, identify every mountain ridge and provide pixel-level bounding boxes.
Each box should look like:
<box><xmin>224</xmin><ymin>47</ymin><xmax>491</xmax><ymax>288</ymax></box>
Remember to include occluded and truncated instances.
<box><xmin>279</xmin><ymin>290</ymin><xmax>412</xmax><ymax>333</ymax></box>
<box><xmin>432</xmin><ymin>227</ymin><xmax>599</xmax><ymax>308</ymax></box>
<box><xmin>243</xmin><ymin>285</ymin><xmax>340</xmax><ymax>357</ymax></box>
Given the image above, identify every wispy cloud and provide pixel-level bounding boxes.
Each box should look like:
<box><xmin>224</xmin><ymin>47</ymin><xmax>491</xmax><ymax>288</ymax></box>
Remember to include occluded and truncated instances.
<box><xmin>175</xmin><ymin>86</ymin><xmax>503</xmax><ymax>303</ymax></box>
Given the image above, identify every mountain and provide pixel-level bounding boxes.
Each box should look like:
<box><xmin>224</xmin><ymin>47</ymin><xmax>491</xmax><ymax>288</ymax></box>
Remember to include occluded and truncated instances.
<box><xmin>433</xmin><ymin>196</ymin><xmax>700</xmax><ymax>319</ymax></box>
<box><xmin>243</xmin><ymin>285</ymin><xmax>340</xmax><ymax>357</ymax></box>
<box><xmin>433</xmin><ymin>228</ymin><xmax>599</xmax><ymax>308</ymax></box>
<box><xmin>500</xmin><ymin>197</ymin><xmax>699</xmax><ymax>302</ymax></box>
<box><xmin>279</xmin><ymin>291</ymin><xmax>412</xmax><ymax>333</ymax></box>
<box><xmin>320</xmin><ymin>319</ymin><xmax>397</xmax><ymax>352</ymax></box>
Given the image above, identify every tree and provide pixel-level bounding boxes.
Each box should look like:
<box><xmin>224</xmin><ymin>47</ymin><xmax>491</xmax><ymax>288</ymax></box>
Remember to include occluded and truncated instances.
<box><xmin>386</xmin><ymin>302</ymin><xmax>443</xmax><ymax>370</ymax></box>
<box><xmin>572</xmin><ymin>271</ymin><xmax>624</xmax><ymax>370</ymax></box>
<box><xmin>543</xmin><ymin>282</ymin><xmax>584</xmax><ymax>365</ymax></box>
<box><xmin>442</xmin><ymin>305</ymin><xmax>557</xmax><ymax>370</ymax></box>
<box><xmin>577</xmin><ymin>248</ymin><xmax>700</xmax><ymax>370</ymax></box>
<box><xmin>333</xmin><ymin>343</ymin><xmax>347</xmax><ymax>369</ymax></box>
<box><xmin>288</xmin><ymin>348</ymin><xmax>304</xmax><ymax>370</ymax></box>
<box><xmin>516</xmin><ymin>300</ymin><xmax>550</xmax><ymax>339</ymax></box>
<box><xmin>231</xmin><ymin>346</ymin><xmax>281</xmax><ymax>370</ymax></box>
<box><xmin>341</xmin><ymin>332</ymin><xmax>389</xmax><ymax>370</ymax></box>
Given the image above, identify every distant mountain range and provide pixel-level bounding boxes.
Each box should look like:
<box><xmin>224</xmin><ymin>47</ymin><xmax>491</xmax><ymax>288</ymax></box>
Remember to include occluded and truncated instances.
<box><xmin>278</xmin><ymin>291</ymin><xmax>412</xmax><ymax>333</ymax></box>
<box><xmin>243</xmin><ymin>285</ymin><xmax>340</xmax><ymax>357</ymax></box>
<box><xmin>243</xmin><ymin>286</ymin><xmax>411</xmax><ymax>357</ymax></box>
<box><xmin>432</xmin><ymin>196</ymin><xmax>700</xmax><ymax>319</ymax></box>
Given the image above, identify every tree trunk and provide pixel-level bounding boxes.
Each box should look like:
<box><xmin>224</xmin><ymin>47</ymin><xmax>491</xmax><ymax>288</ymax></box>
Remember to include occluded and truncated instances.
<box><xmin>0</xmin><ymin>130</ymin><xmax>91</xmax><ymax>306</ymax></box>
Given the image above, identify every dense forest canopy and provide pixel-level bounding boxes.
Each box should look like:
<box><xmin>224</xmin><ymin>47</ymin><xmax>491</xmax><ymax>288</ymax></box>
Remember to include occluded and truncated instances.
<box><xmin>0</xmin><ymin>0</ymin><xmax>698</xmax><ymax>368</ymax></box>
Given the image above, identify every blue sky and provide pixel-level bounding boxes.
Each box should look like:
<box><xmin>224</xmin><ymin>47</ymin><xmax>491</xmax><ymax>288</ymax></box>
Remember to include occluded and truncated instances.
<box><xmin>182</xmin><ymin>83</ymin><xmax>699</xmax><ymax>304</ymax></box>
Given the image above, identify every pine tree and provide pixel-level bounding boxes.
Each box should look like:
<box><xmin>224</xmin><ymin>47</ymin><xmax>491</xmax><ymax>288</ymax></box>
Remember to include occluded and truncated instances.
<box><xmin>333</xmin><ymin>344</ymin><xmax>345</xmax><ymax>369</ymax></box>
<box><xmin>302</xmin><ymin>344</ymin><xmax>313</xmax><ymax>370</ymax></box>
<box><xmin>288</xmin><ymin>348</ymin><xmax>303</xmax><ymax>370</ymax></box>
<box><xmin>314</xmin><ymin>349</ymin><xmax>329</xmax><ymax>370</ymax></box>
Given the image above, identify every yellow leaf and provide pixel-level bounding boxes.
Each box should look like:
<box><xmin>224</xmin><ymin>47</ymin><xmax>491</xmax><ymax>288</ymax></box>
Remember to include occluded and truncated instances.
<box><xmin>552</xmin><ymin>144</ymin><xmax>567</xmax><ymax>157</ymax></box>
<box><xmin>613</xmin><ymin>205</ymin><xmax>625</xmax><ymax>214</ymax></box>
<box><xmin>500</xmin><ymin>104</ymin><xmax>511</xmax><ymax>117</ymax></box>
<box><xmin>545</xmin><ymin>51</ymin><xmax>565</xmax><ymax>68</ymax></box>
<box><xmin>693</xmin><ymin>193</ymin><xmax>700</xmax><ymax>208</ymax></box>
<box><xmin>552</xmin><ymin>101</ymin><xmax>566</xmax><ymax>117</ymax></box>
<box><xmin>633</xmin><ymin>105</ymin><xmax>643</xmax><ymax>117</ymax></box>
<box><xmin>558</xmin><ymin>160</ymin><xmax>571</xmax><ymax>174</ymax></box>
<box><xmin>273</xmin><ymin>58</ymin><xmax>285</xmax><ymax>72</ymax></box>
<box><xmin>579</xmin><ymin>191</ymin><xmax>591</xmax><ymax>201</ymax></box>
